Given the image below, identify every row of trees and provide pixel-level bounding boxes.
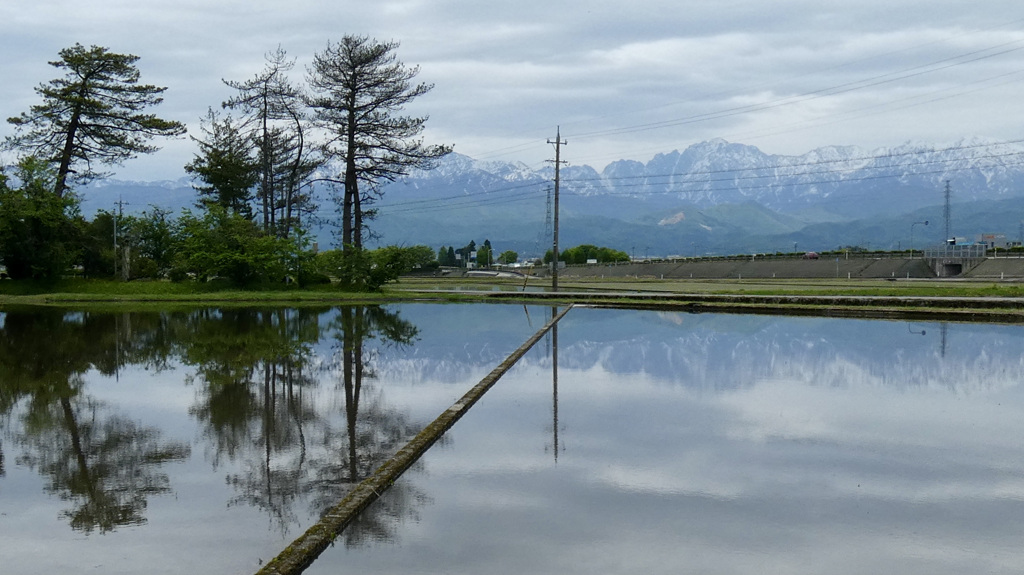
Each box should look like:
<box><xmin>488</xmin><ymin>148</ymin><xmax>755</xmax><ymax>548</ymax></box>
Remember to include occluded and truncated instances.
<box><xmin>0</xmin><ymin>157</ymin><xmax>437</xmax><ymax>287</ymax></box>
<box><xmin>436</xmin><ymin>239</ymin><xmax>519</xmax><ymax>268</ymax></box>
<box><xmin>544</xmin><ymin>244</ymin><xmax>630</xmax><ymax>265</ymax></box>
<box><xmin>2</xmin><ymin>38</ymin><xmax>451</xmax><ymax>288</ymax></box>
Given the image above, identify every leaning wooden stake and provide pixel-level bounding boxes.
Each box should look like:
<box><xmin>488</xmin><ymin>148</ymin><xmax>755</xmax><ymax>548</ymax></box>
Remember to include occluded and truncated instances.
<box><xmin>256</xmin><ymin>304</ymin><xmax>574</xmax><ymax>575</ymax></box>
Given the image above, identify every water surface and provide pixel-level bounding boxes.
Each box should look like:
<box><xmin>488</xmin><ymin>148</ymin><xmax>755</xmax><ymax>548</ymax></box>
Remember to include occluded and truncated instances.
<box><xmin>0</xmin><ymin>303</ymin><xmax>543</xmax><ymax>574</ymax></box>
<box><xmin>4</xmin><ymin>305</ymin><xmax>1024</xmax><ymax>574</ymax></box>
<box><xmin>307</xmin><ymin>308</ymin><xmax>1024</xmax><ymax>575</ymax></box>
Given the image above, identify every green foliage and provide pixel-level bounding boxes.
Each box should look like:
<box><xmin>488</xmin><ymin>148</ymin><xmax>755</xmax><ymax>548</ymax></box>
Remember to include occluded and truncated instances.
<box><xmin>544</xmin><ymin>244</ymin><xmax>630</xmax><ymax>265</ymax></box>
<box><xmin>497</xmin><ymin>250</ymin><xmax>518</xmax><ymax>264</ymax></box>
<box><xmin>79</xmin><ymin>207</ymin><xmax>183</xmax><ymax>280</ymax></box>
<box><xmin>173</xmin><ymin>207</ymin><xmax>309</xmax><ymax>286</ymax></box>
<box><xmin>404</xmin><ymin>245</ymin><xmax>437</xmax><ymax>269</ymax></box>
<box><xmin>5</xmin><ymin>44</ymin><xmax>186</xmax><ymax>195</ymax></box>
<box><xmin>184</xmin><ymin>109</ymin><xmax>257</xmax><ymax>218</ymax></box>
<box><xmin>477</xmin><ymin>245</ymin><xmax>492</xmax><ymax>267</ymax></box>
<box><xmin>308</xmin><ymin>35</ymin><xmax>451</xmax><ymax>248</ymax></box>
<box><xmin>436</xmin><ymin>245</ymin><xmax>457</xmax><ymax>267</ymax></box>
<box><xmin>79</xmin><ymin>211</ymin><xmax>116</xmax><ymax>278</ymax></box>
<box><xmin>127</xmin><ymin>207</ymin><xmax>177</xmax><ymax>278</ymax></box>
<box><xmin>0</xmin><ymin>157</ymin><xmax>82</xmax><ymax>280</ymax></box>
<box><xmin>317</xmin><ymin>244</ymin><xmax>433</xmax><ymax>291</ymax></box>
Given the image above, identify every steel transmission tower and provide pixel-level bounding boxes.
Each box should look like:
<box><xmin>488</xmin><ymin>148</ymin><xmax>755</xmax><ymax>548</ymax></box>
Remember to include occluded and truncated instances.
<box><xmin>943</xmin><ymin>180</ymin><xmax>951</xmax><ymax>243</ymax></box>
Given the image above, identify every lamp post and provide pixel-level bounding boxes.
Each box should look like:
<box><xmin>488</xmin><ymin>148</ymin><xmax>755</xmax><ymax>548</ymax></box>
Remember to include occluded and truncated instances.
<box><xmin>910</xmin><ymin>220</ymin><xmax>929</xmax><ymax>259</ymax></box>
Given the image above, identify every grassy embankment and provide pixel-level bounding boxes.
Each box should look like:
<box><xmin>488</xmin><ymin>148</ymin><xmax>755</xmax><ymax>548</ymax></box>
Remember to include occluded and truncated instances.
<box><xmin>391</xmin><ymin>275</ymin><xmax>1024</xmax><ymax>322</ymax></box>
<box><xmin>5</xmin><ymin>275</ymin><xmax>1024</xmax><ymax>317</ymax></box>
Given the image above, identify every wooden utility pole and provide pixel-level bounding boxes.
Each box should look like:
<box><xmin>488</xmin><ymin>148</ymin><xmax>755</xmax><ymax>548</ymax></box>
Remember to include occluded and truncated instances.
<box><xmin>547</xmin><ymin>127</ymin><xmax>566</xmax><ymax>291</ymax></box>
<box><xmin>114</xmin><ymin>197</ymin><xmax>129</xmax><ymax>280</ymax></box>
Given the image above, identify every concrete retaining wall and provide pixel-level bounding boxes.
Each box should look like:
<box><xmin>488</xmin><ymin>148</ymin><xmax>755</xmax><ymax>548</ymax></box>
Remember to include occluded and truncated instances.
<box><xmin>551</xmin><ymin>257</ymin><xmax>936</xmax><ymax>280</ymax></box>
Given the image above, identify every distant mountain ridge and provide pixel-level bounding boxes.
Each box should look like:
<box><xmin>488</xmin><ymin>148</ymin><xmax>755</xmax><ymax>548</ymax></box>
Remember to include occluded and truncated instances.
<box><xmin>404</xmin><ymin>137</ymin><xmax>1024</xmax><ymax>217</ymax></box>
<box><xmin>81</xmin><ymin>138</ymin><xmax>1024</xmax><ymax>257</ymax></box>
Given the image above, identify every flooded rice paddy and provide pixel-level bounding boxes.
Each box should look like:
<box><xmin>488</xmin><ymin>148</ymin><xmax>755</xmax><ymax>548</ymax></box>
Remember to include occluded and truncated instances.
<box><xmin>2</xmin><ymin>304</ymin><xmax>1024</xmax><ymax>574</ymax></box>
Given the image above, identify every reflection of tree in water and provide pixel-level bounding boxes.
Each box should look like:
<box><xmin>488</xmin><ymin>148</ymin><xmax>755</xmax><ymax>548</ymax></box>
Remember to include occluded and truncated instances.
<box><xmin>190</xmin><ymin>306</ymin><xmax>434</xmax><ymax>542</ymax></box>
<box><xmin>16</xmin><ymin>395</ymin><xmax>190</xmax><ymax>533</ymax></box>
<box><xmin>184</xmin><ymin>307</ymin><xmax>325</xmax><ymax>530</ymax></box>
<box><xmin>0</xmin><ymin>309</ymin><xmax>190</xmax><ymax>534</ymax></box>
<box><xmin>0</xmin><ymin>305</ymin><xmax>436</xmax><ymax>543</ymax></box>
<box><xmin>186</xmin><ymin>305</ymin><xmax>431</xmax><ymax>541</ymax></box>
<box><xmin>306</xmin><ymin>305</ymin><xmax>431</xmax><ymax>547</ymax></box>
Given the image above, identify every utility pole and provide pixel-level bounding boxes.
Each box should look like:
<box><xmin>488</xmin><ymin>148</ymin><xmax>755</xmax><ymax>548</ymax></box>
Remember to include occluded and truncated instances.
<box><xmin>113</xmin><ymin>201</ymin><xmax>118</xmax><ymax>280</ymax></box>
<box><xmin>114</xmin><ymin>197</ymin><xmax>129</xmax><ymax>280</ymax></box>
<box><xmin>547</xmin><ymin>127</ymin><xmax>567</xmax><ymax>292</ymax></box>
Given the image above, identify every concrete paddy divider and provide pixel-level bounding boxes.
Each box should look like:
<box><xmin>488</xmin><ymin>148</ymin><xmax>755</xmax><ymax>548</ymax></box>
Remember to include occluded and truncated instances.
<box><xmin>255</xmin><ymin>304</ymin><xmax>575</xmax><ymax>575</ymax></box>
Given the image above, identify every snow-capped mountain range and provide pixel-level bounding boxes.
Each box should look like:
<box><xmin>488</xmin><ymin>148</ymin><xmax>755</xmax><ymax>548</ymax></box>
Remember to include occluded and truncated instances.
<box><xmin>407</xmin><ymin>137</ymin><xmax>1024</xmax><ymax>217</ymax></box>
<box><xmin>82</xmin><ymin>138</ymin><xmax>1024</xmax><ymax>256</ymax></box>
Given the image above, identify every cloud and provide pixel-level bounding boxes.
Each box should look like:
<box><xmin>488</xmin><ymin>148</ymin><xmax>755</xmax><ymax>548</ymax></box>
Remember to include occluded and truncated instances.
<box><xmin>3</xmin><ymin>1</ymin><xmax>1024</xmax><ymax>180</ymax></box>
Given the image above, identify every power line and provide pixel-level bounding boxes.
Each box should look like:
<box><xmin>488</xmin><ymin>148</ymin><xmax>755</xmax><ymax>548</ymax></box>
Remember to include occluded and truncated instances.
<box><xmin>563</xmin><ymin>162</ymin><xmax>1024</xmax><ymax>199</ymax></box>
<box><xmin>566</xmin><ymin>149</ymin><xmax>1024</xmax><ymax>189</ymax></box>
<box><xmin>460</xmin><ymin>25</ymin><xmax>1024</xmax><ymax>170</ymax></box>
<box><xmin>569</xmin><ymin>40</ymin><xmax>1024</xmax><ymax>142</ymax></box>
<box><xmin>376</xmin><ymin>139</ymin><xmax>1024</xmax><ymax>214</ymax></box>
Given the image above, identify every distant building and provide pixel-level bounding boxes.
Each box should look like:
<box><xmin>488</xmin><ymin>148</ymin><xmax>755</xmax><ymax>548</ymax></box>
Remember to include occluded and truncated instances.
<box><xmin>975</xmin><ymin>233</ymin><xmax>1012</xmax><ymax>249</ymax></box>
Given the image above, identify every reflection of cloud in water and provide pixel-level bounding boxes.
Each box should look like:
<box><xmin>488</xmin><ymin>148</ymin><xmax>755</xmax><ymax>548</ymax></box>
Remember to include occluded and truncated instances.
<box><xmin>302</xmin><ymin>308</ymin><xmax>1024</xmax><ymax>575</ymax></box>
<box><xmin>545</xmin><ymin>355</ymin><xmax>1024</xmax><ymax>509</ymax></box>
<box><xmin>541</xmin><ymin>311</ymin><xmax>1024</xmax><ymax>394</ymax></box>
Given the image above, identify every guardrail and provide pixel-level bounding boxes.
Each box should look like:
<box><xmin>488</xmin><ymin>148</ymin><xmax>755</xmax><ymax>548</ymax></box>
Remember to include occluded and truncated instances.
<box><xmin>922</xmin><ymin>245</ymin><xmax>988</xmax><ymax>259</ymax></box>
<box><xmin>525</xmin><ymin>247</ymin><xmax>1024</xmax><ymax>270</ymax></box>
<box><xmin>559</xmin><ymin>251</ymin><xmax>933</xmax><ymax>268</ymax></box>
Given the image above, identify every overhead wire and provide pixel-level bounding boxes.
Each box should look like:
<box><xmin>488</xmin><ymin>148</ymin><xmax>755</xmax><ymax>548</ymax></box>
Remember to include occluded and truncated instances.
<box><xmin>459</xmin><ymin>21</ymin><xmax>1024</xmax><ymax>166</ymax></box>
<box><xmin>378</xmin><ymin>140</ymin><xmax>1024</xmax><ymax>215</ymax></box>
<box><xmin>562</xmin><ymin>159</ymin><xmax>1024</xmax><ymax>199</ymax></box>
<box><xmin>380</xmin><ymin>20</ymin><xmax>1024</xmax><ymax>218</ymax></box>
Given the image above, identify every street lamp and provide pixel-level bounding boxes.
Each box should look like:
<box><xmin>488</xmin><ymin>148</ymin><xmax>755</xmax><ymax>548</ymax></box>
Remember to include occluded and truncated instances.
<box><xmin>910</xmin><ymin>220</ymin><xmax>928</xmax><ymax>259</ymax></box>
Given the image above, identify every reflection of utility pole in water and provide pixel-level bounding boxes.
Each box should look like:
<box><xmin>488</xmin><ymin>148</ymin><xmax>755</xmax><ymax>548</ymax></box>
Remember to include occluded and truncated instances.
<box><xmin>546</xmin><ymin>306</ymin><xmax>564</xmax><ymax>462</ymax></box>
<box><xmin>908</xmin><ymin>322</ymin><xmax>948</xmax><ymax>357</ymax></box>
<box><xmin>940</xmin><ymin>322</ymin><xmax>948</xmax><ymax>358</ymax></box>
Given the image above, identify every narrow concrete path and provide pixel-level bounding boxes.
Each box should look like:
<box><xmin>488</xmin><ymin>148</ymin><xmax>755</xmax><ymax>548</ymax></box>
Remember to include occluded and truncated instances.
<box><xmin>255</xmin><ymin>305</ymin><xmax>574</xmax><ymax>575</ymax></box>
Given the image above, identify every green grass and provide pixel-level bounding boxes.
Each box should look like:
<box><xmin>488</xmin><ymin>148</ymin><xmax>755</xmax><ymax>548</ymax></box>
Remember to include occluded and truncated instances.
<box><xmin>0</xmin><ymin>278</ymin><xmax>401</xmax><ymax>306</ymax></box>
<box><xmin>3</xmin><ymin>276</ymin><xmax>1024</xmax><ymax>310</ymax></box>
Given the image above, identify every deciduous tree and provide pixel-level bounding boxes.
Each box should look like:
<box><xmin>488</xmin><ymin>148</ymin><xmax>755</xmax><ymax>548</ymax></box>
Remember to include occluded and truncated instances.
<box><xmin>498</xmin><ymin>250</ymin><xmax>518</xmax><ymax>264</ymax></box>
<box><xmin>0</xmin><ymin>157</ymin><xmax>81</xmax><ymax>279</ymax></box>
<box><xmin>173</xmin><ymin>207</ymin><xmax>308</xmax><ymax>286</ymax></box>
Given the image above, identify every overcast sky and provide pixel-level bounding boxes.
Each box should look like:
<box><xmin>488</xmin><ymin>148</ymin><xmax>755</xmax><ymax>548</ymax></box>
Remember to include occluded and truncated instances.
<box><xmin>3</xmin><ymin>1</ymin><xmax>1024</xmax><ymax>181</ymax></box>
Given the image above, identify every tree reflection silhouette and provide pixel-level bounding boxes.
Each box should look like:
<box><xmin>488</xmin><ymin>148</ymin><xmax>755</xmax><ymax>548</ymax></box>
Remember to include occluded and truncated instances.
<box><xmin>184</xmin><ymin>308</ymin><xmax>325</xmax><ymax>530</ymax></box>
<box><xmin>0</xmin><ymin>305</ymin><xmax>435</xmax><ymax>543</ymax></box>
<box><xmin>306</xmin><ymin>305</ymin><xmax>430</xmax><ymax>547</ymax></box>
<box><xmin>0</xmin><ymin>309</ymin><xmax>190</xmax><ymax>534</ymax></box>
<box><xmin>17</xmin><ymin>396</ymin><xmax>190</xmax><ymax>533</ymax></box>
<box><xmin>184</xmin><ymin>305</ymin><xmax>430</xmax><ymax>543</ymax></box>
